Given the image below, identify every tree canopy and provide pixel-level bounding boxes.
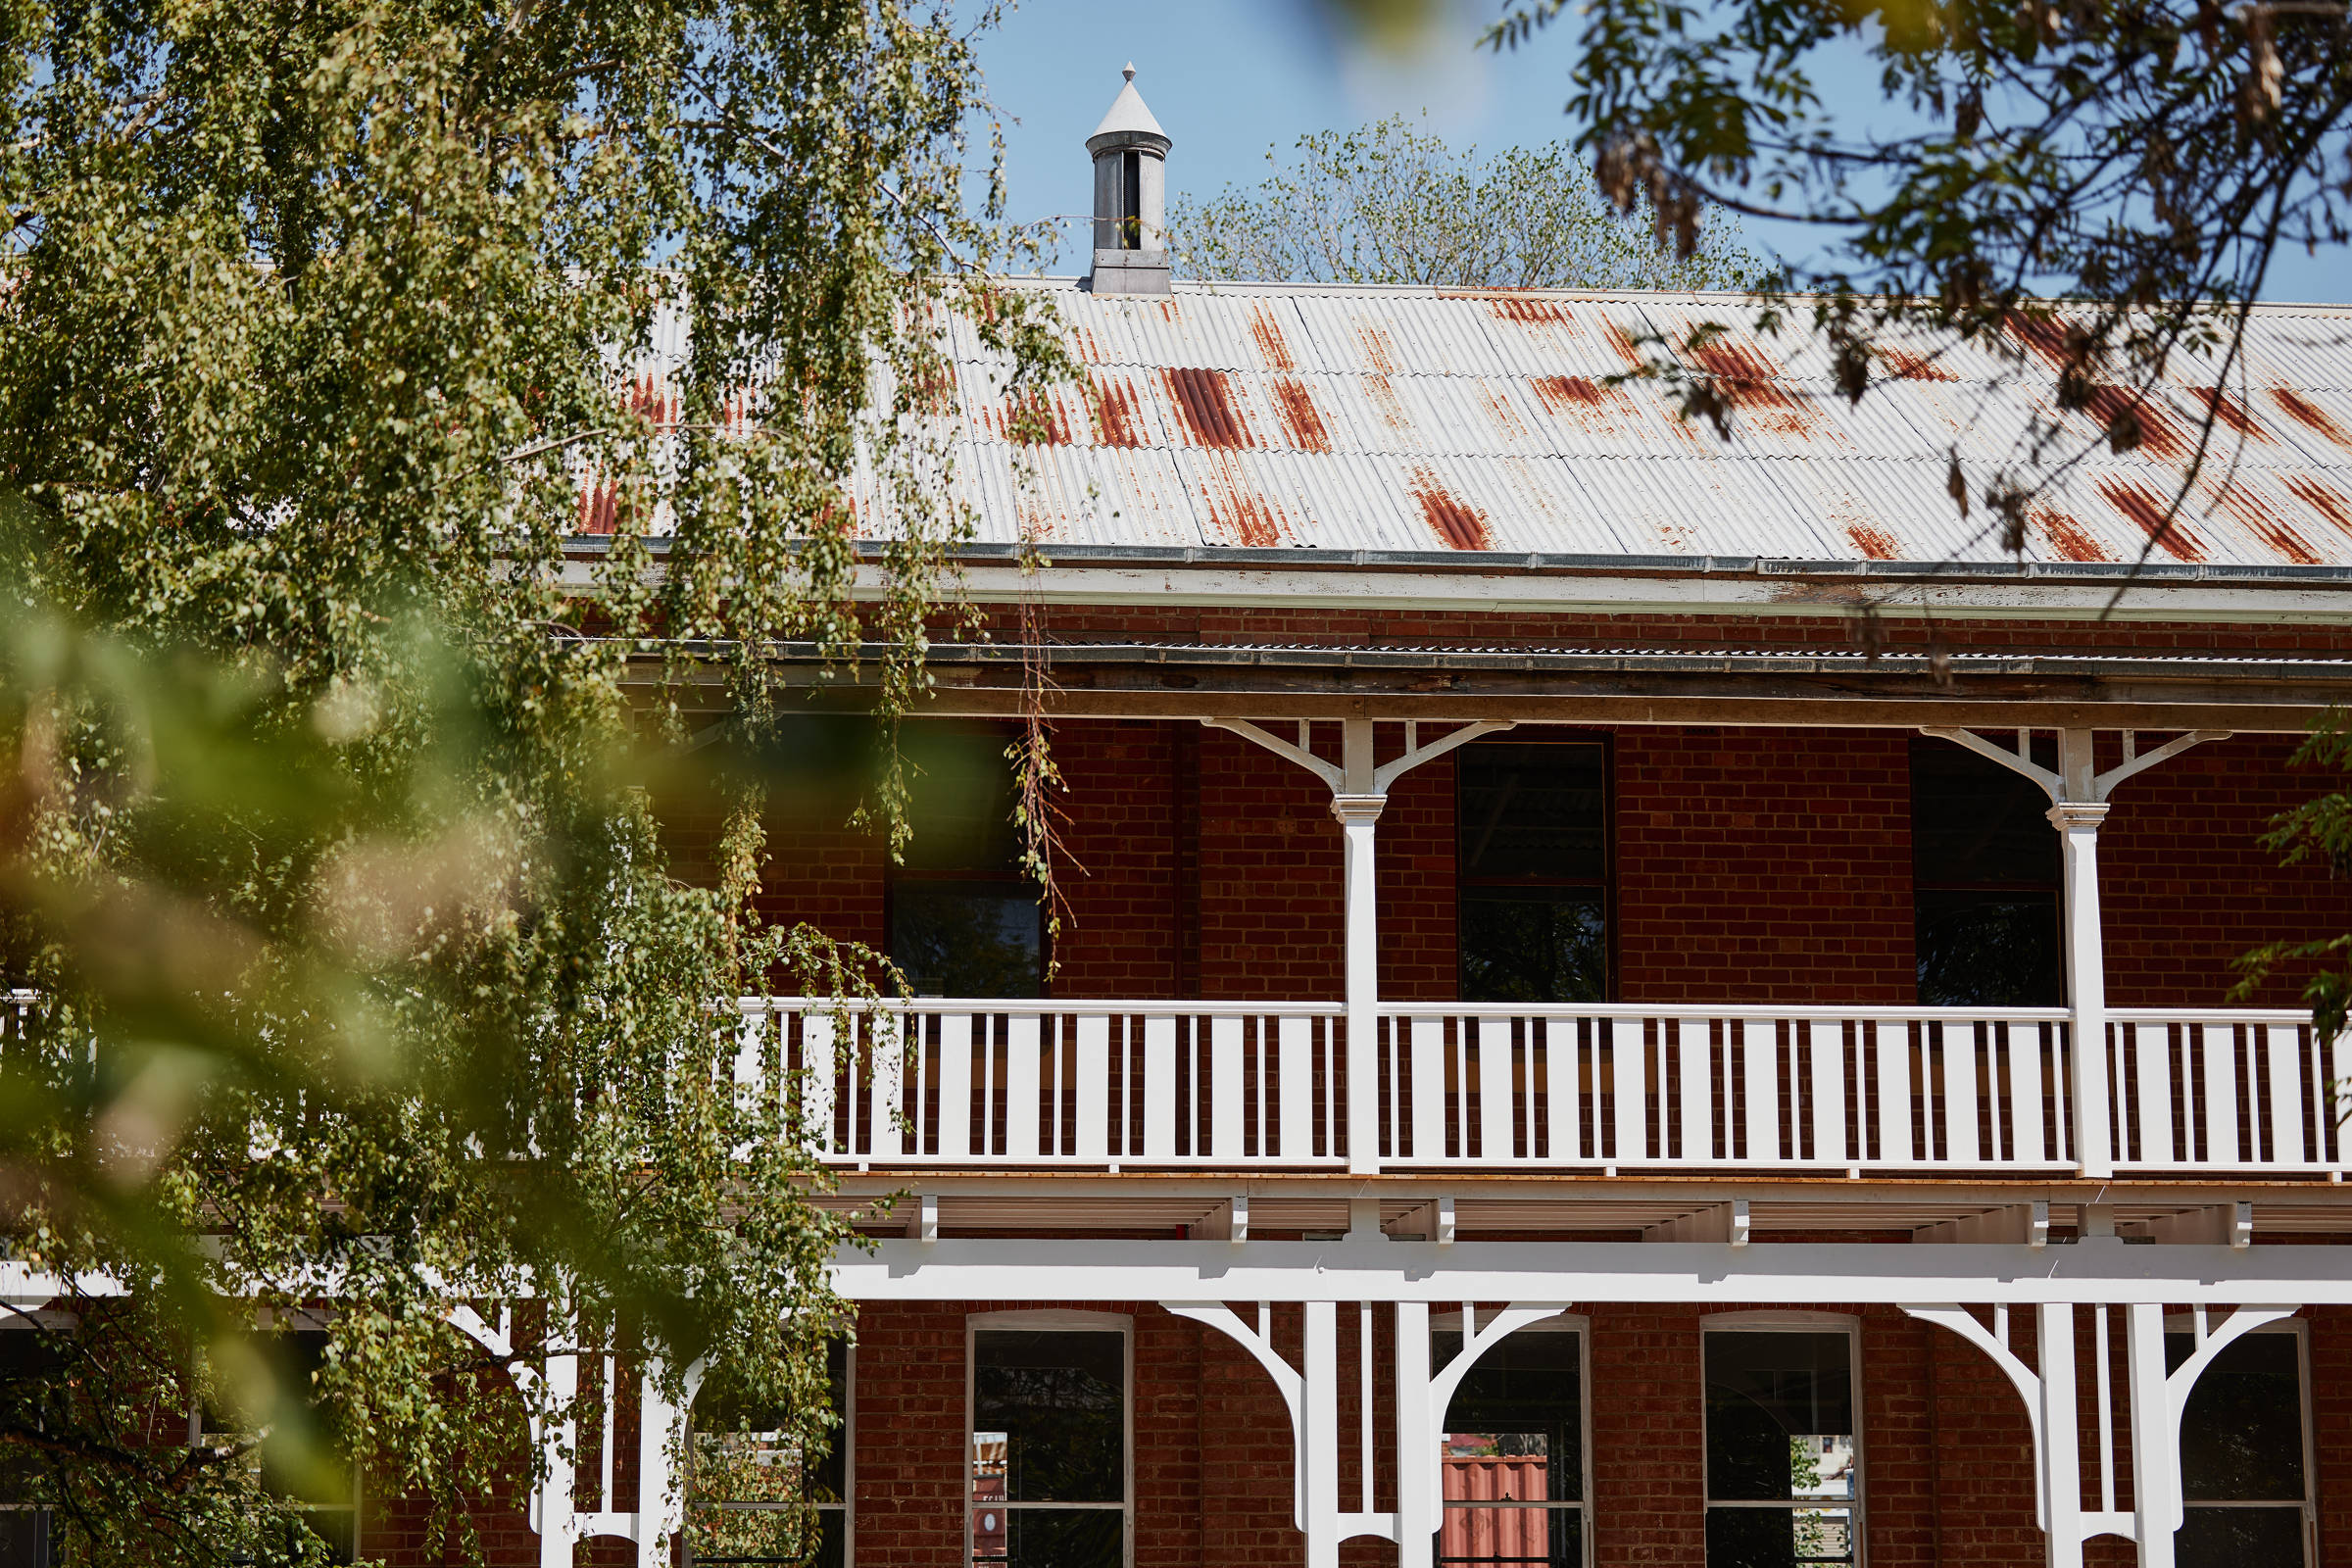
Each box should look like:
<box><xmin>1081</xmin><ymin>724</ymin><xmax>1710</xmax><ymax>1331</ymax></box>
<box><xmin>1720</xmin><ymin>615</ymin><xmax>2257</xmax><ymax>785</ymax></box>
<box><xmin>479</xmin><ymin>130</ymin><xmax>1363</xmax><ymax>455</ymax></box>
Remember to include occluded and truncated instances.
<box><xmin>0</xmin><ymin>0</ymin><xmax>1062</xmax><ymax>1560</ymax></box>
<box><xmin>1168</xmin><ymin>113</ymin><xmax>1760</xmax><ymax>291</ymax></box>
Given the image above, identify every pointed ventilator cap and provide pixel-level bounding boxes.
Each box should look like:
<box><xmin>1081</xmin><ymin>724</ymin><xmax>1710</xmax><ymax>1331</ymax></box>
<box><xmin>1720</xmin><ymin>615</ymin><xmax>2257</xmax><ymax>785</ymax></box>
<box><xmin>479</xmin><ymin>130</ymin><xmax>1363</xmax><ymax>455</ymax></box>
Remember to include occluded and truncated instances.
<box><xmin>1087</xmin><ymin>63</ymin><xmax>1171</xmax><ymax>157</ymax></box>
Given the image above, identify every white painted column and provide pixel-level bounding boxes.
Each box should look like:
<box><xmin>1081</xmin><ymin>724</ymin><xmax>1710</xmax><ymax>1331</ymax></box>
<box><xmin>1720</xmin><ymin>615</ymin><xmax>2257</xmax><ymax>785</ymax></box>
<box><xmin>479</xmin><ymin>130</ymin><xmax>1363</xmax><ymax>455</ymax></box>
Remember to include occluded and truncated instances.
<box><xmin>2037</xmin><ymin>1302</ymin><xmax>2085</xmax><ymax>1568</ymax></box>
<box><xmin>1333</xmin><ymin>792</ymin><xmax>1385</xmax><ymax>1178</ymax></box>
<box><xmin>1301</xmin><ymin>1300</ymin><xmax>1342</xmax><ymax>1568</ymax></box>
<box><xmin>2050</xmin><ymin>796</ymin><xmax>2114</xmax><ymax>1179</ymax></box>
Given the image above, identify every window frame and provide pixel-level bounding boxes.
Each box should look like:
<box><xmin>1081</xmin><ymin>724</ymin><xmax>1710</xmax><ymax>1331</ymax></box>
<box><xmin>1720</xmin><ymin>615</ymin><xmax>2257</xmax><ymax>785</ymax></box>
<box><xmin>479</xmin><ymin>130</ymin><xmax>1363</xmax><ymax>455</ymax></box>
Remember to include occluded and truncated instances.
<box><xmin>682</xmin><ymin>1336</ymin><xmax>856</xmax><ymax>1568</ymax></box>
<box><xmin>1698</xmin><ymin>1310</ymin><xmax>1865</xmax><ymax>1568</ymax></box>
<box><xmin>964</xmin><ymin>1309</ymin><xmax>1134</xmax><ymax>1568</ymax></box>
<box><xmin>2162</xmin><ymin>1313</ymin><xmax>2315</xmax><ymax>1568</ymax></box>
<box><xmin>0</xmin><ymin>1311</ymin><xmax>67</xmax><ymax>1568</ymax></box>
<box><xmin>1452</xmin><ymin>732</ymin><xmax>1616</xmax><ymax>1004</ymax></box>
<box><xmin>1429</xmin><ymin>1310</ymin><xmax>1592</xmax><ymax>1568</ymax></box>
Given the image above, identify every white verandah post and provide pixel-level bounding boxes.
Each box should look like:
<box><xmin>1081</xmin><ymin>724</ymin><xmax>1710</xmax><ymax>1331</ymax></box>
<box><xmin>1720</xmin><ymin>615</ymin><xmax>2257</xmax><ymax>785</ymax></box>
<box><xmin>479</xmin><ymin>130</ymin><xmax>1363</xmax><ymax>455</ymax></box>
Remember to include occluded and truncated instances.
<box><xmin>1203</xmin><ymin>716</ymin><xmax>1513</xmax><ymax>1177</ymax></box>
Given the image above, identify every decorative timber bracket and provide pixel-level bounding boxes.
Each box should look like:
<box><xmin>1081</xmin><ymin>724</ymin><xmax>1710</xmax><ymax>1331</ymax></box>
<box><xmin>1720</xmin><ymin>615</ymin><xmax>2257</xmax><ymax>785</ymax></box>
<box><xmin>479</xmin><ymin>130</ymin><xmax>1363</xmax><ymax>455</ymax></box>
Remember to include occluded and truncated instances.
<box><xmin>1203</xmin><ymin>718</ymin><xmax>1514</xmax><ymax>1174</ymax></box>
<box><xmin>447</xmin><ymin>1302</ymin><xmax>701</xmax><ymax>1568</ymax></box>
<box><xmin>1164</xmin><ymin>1298</ymin><xmax>1569</xmax><ymax>1568</ymax></box>
<box><xmin>1915</xmin><ymin>728</ymin><xmax>2231</xmax><ymax>1178</ymax></box>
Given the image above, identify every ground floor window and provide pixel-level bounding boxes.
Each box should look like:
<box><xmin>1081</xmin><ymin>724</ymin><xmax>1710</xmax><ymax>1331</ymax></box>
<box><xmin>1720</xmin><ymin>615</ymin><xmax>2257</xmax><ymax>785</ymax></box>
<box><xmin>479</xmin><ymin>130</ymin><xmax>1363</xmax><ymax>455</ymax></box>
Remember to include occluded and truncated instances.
<box><xmin>968</xmin><ymin>1313</ymin><xmax>1129</xmax><ymax>1568</ymax></box>
<box><xmin>688</xmin><ymin>1338</ymin><xmax>851</xmax><ymax>1566</ymax></box>
<box><xmin>2169</xmin><ymin>1319</ymin><xmax>2314</xmax><ymax>1568</ymax></box>
<box><xmin>1434</xmin><ymin>1313</ymin><xmax>1589</xmax><ymax>1568</ymax></box>
<box><xmin>1702</xmin><ymin>1316</ymin><xmax>1860</xmax><ymax>1568</ymax></box>
<box><xmin>197</xmin><ymin>1323</ymin><xmax>360</xmax><ymax>1565</ymax></box>
<box><xmin>0</xmin><ymin>1324</ymin><xmax>57</xmax><ymax>1568</ymax></box>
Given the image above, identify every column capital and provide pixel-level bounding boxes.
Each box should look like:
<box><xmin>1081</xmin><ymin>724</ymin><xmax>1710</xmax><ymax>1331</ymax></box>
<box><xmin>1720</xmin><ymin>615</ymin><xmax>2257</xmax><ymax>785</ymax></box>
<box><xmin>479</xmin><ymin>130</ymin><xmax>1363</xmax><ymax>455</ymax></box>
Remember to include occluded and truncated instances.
<box><xmin>2045</xmin><ymin>801</ymin><xmax>2110</xmax><ymax>832</ymax></box>
<box><xmin>1329</xmin><ymin>793</ymin><xmax>1387</xmax><ymax>826</ymax></box>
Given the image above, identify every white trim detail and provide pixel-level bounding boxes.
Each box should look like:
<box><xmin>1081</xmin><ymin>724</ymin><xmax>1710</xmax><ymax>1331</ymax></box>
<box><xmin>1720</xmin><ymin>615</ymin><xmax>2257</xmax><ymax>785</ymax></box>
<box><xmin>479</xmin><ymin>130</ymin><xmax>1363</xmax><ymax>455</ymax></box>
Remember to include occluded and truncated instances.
<box><xmin>1904</xmin><ymin>1301</ymin><xmax>2298</xmax><ymax>1568</ymax></box>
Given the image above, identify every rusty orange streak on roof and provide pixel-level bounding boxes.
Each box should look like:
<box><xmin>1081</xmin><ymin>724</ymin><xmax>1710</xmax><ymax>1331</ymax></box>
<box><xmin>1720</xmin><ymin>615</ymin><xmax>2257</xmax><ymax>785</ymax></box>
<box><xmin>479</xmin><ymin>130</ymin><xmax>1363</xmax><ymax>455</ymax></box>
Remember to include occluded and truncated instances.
<box><xmin>1409</xmin><ymin>468</ymin><xmax>1491</xmax><ymax>550</ymax></box>
<box><xmin>1485</xmin><ymin>294</ymin><xmax>1568</xmax><ymax>325</ymax></box>
<box><xmin>2082</xmin><ymin>385</ymin><xmax>2187</xmax><ymax>460</ymax></box>
<box><xmin>2095</xmin><ymin>478</ymin><xmax>2207</xmax><ymax>562</ymax></box>
<box><xmin>2190</xmin><ymin>386</ymin><xmax>2267</xmax><ymax>440</ymax></box>
<box><xmin>2034</xmin><ymin>509</ymin><xmax>2112</xmax><ymax>563</ymax></box>
<box><xmin>1002</xmin><ymin>389</ymin><xmax>1071</xmax><ymax>445</ymax></box>
<box><xmin>1530</xmin><ymin>375</ymin><xmax>1611</xmax><ymax>413</ymax></box>
<box><xmin>2271</xmin><ymin>389</ymin><xmax>2352</xmax><ymax>449</ymax></box>
<box><xmin>1881</xmin><ymin>348</ymin><xmax>1957</xmax><ymax>382</ymax></box>
<box><xmin>2284</xmin><ymin>477</ymin><xmax>2352</xmax><ymax>540</ymax></box>
<box><xmin>1845</xmin><ymin>523</ymin><xmax>1899</xmax><ymax>561</ymax></box>
<box><xmin>1197</xmin><ymin>456</ymin><xmax>1283</xmax><ymax>547</ymax></box>
<box><xmin>1250</xmin><ymin>307</ymin><xmax>1298</xmax><ymax>373</ymax></box>
<box><xmin>1357</xmin><ymin>325</ymin><xmax>1399</xmax><ymax>375</ymax></box>
<box><xmin>1271</xmin><ymin>378</ymin><xmax>1330</xmax><ymax>452</ymax></box>
<box><xmin>2211</xmin><ymin>481</ymin><xmax>2323</xmax><ymax>565</ymax></box>
<box><xmin>2003</xmin><ymin>310</ymin><xmax>2077</xmax><ymax>370</ymax></box>
<box><xmin>1092</xmin><ymin>376</ymin><xmax>1147</xmax><ymax>447</ymax></box>
<box><xmin>1160</xmin><ymin>368</ymin><xmax>1252</xmax><ymax>448</ymax></box>
<box><xmin>1482</xmin><ymin>387</ymin><xmax>1531</xmax><ymax>443</ymax></box>
<box><xmin>1602</xmin><ymin>320</ymin><xmax>1648</xmax><ymax>369</ymax></box>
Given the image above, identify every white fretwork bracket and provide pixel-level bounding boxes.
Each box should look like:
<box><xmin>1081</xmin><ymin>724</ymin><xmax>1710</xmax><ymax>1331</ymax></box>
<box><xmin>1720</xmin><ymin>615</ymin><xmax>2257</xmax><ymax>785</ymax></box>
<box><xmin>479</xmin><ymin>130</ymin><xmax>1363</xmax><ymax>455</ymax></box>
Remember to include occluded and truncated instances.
<box><xmin>1904</xmin><ymin>1300</ymin><xmax>2295</xmax><ymax>1568</ymax></box>
<box><xmin>1204</xmin><ymin>717</ymin><xmax>1516</xmax><ymax>801</ymax></box>
<box><xmin>447</xmin><ymin>1303</ymin><xmax>702</xmax><ymax>1568</ymax></box>
<box><xmin>1168</xmin><ymin>1298</ymin><xmax>1568</xmax><ymax>1568</ymax></box>
<box><xmin>1918</xmin><ymin>727</ymin><xmax>2231</xmax><ymax>803</ymax></box>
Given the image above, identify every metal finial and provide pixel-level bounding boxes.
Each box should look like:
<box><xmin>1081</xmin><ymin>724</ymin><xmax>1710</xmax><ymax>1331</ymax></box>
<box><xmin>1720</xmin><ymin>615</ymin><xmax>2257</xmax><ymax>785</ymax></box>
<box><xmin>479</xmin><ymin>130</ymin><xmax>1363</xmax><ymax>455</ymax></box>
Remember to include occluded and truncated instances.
<box><xmin>1122</xmin><ymin>63</ymin><xmax>1136</xmax><ymax>82</ymax></box>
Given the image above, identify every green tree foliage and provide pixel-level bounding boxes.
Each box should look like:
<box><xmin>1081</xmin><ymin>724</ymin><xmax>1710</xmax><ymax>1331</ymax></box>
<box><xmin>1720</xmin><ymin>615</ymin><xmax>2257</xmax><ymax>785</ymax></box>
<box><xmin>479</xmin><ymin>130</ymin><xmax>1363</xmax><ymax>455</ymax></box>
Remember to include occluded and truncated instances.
<box><xmin>1168</xmin><ymin>114</ymin><xmax>1760</xmax><ymax>290</ymax></box>
<box><xmin>0</xmin><ymin>1</ymin><xmax>1065</xmax><ymax>1559</ymax></box>
<box><xmin>1474</xmin><ymin>0</ymin><xmax>2351</xmax><ymax>542</ymax></box>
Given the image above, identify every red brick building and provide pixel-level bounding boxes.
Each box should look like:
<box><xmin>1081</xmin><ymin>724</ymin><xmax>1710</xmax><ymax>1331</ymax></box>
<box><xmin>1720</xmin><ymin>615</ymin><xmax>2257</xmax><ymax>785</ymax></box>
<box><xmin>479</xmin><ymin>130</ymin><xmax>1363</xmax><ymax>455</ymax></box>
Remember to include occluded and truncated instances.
<box><xmin>117</xmin><ymin>71</ymin><xmax>2352</xmax><ymax>1568</ymax></box>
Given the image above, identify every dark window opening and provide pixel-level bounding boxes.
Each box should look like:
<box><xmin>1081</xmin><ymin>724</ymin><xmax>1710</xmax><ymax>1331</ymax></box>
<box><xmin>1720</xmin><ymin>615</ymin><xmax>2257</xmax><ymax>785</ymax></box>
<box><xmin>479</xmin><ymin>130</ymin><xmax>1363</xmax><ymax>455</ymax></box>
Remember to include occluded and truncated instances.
<box><xmin>688</xmin><ymin>1339</ymin><xmax>849</xmax><ymax>1567</ymax></box>
<box><xmin>2167</xmin><ymin>1328</ymin><xmax>2312</xmax><ymax>1568</ymax></box>
<box><xmin>0</xmin><ymin>1329</ymin><xmax>63</xmax><ymax>1568</ymax></box>
<box><xmin>1911</xmin><ymin>735</ymin><xmax>2062</xmax><ymax>1005</ymax></box>
<box><xmin>1457</xmin><ymin>740</ymin><xmax>1609</xmax><ymax>1004</ymax></box>
<box><xmin>199</xmin><ymin>1329</ymin><xmax>358</xmax><ymax>1565</ymax></box>
<box><xmin>971</xmin><ymin>1329</ymin><xmax>1125</xmax><ymax>1568</ymax></box>
<box><xmin>1120</xmin><ymin>151</ymin><xmax>1142</xmax><ymax>249</ymax></box>
<box><xmin>1703</xmin><ymin>1330</ymin><xmax>1858</xmax><ymax>1568</ymax></box>
<box><xmin>889</xmin><ymin>725</ymin><xmax>1042</xmax><ymax>998</ymax></box>
<box><xmin>1434</xmin><ymin>1325</ymin><xmax>1585</xmax><ymax>1567</ymax></box>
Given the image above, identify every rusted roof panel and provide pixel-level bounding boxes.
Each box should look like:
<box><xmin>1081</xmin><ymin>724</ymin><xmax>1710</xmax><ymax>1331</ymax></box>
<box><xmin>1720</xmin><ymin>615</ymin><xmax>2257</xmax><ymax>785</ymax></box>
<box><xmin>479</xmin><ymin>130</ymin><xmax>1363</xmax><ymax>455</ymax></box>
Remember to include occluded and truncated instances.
<box><xmin>919</xmin><ymin>281</ymin><xmax>2352</xmax><ymax>571</ymax></box>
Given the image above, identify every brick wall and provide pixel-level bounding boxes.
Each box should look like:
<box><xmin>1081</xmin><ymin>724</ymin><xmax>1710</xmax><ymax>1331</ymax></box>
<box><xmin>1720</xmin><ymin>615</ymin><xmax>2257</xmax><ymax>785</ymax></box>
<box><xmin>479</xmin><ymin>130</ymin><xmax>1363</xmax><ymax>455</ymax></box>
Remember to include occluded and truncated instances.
<box><xmin>1613</xmin><ymin>728</ymin><xmax>1916</xmax><ymax>1004</ymax></box>
<box><xmin>740</xmin><ymin>718</ymin><xmax>2346</xmax><ymax>1009</ymax></box>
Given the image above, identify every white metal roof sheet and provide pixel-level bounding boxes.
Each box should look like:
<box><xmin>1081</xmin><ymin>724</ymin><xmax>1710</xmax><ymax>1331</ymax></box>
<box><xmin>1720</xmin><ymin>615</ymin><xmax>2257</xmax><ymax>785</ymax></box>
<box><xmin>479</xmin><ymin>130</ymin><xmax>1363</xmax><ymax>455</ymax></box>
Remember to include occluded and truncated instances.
<box><xmin>794</xmin><ymin>279</ymin><xmax>2352</xmax><ymax>572</ymax></box>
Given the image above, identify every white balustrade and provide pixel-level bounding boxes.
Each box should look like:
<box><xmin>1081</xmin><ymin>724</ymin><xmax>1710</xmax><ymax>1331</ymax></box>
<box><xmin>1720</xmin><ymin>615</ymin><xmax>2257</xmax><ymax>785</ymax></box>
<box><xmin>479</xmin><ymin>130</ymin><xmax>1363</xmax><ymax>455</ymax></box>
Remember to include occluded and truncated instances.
<box><xmin>2107</xmin><ymin>1010</ymin><xmax>2351</xmax><ymax>1175</ymax></box>
<box><xmin>735</xmin><ymin>1000</ymin><xmax>1349</xmax><ymax>1170</ymax></box>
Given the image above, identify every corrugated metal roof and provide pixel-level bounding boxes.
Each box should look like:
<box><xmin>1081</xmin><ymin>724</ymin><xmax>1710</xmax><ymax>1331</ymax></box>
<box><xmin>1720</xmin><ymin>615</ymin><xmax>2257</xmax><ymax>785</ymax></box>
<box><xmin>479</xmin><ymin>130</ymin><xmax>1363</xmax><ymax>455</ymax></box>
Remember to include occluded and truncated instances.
<box><xmin>934</xmin><ymin>280</ymin><xmax>2352</xmax><ymax>570</ymax></box>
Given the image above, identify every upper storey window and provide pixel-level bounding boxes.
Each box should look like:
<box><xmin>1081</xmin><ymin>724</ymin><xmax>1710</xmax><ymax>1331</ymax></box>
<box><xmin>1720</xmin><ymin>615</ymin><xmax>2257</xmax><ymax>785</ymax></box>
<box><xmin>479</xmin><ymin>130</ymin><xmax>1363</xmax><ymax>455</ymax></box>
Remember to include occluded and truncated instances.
<box><xmin>1910</xmin><ymin>735</ymin><xmax>2062</xmax><ymax>1005</ymax></box>
<box><xmin>889</xmin><ymin>725</ymin><xmax>1043</xmax><ymax>999</ymax></box>
<box><xmin>1457</xmin><ymin>740</ymin><xmax>1609</xmax><ymax>1004</ymax></box>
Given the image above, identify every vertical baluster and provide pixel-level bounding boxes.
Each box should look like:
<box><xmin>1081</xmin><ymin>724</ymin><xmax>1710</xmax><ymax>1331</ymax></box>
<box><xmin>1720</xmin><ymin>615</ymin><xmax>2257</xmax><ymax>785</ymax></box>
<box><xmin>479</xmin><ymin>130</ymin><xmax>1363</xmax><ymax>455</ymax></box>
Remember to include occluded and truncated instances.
<box><xmin>868</xmin><ymin>1011</ymin><xmax>904</xmax><ymax>1160</ymax></box>
<box><xmin>1076</xmin><ymin>1011</ymin><xmax>1109</xmax><ymax>1163</ymax></box>
<box><xmin>2268</xmin><ymin>1022</ymin><xmax>2306</xmax><ymax>1166</ymax></box>
<box><xmin>1811</xmin><ymin>1019</ymin><xmax>1846</xmax><ymax>1167</ymax></box>
<box><xmin>732</xmin><ymin>1005</ymin><xmax>769</xmax><ymax>1161</ymax></box>
<box><xmin>1144</xmin><ymin>1014</ymin><xmax>1178</xmax><ymax>1160</ymax></box>
<box><xmin>2007</xmin><ymin>1021</ymin><xmax>2045</xmax><ymax>1166</ymax></box>
<box><xmin>1451</xmin><ymin>1021</ymin><xmax>1471</xmax><ymax>1161</ymax></box>
<box><xmin>1544</xmin><ymin>1019</ymin><xmax>1577</xmax><ymax>1164</ymax></box>
<box><xmin>937</xmin><ymin>1011</ymin><xmax>972</xmax><ymax>1159</ymax></box>
<box><xmin>1004</xmin><ymin>1013</ymin><xmax>1041</xmax><ymax>1160</ymax></box>
<box><xmin>2203</xmin><ymin>1022</ymin><xmax>2240</xmax><ymax>1166</ymax></box>
<box><xmin>1678</xmin><ymin>1017</ymin><xmax>1711</xmax><ymax>1165</ymax></box>
<box><xmin>1211</xmin><ymin>1014</ymin><xmax>1245</xmax><ymax>1162</ymax></box>
<box><xmin>1478</xmin><ymin>1016</ymin><xmax>1515</xmax><ymax>1166</ymax></box>
<box><xmin>1876</xmin><ymin>1019</ymin><xmax>1914</xmax><ymax>1165</ymax></box>
<box><xmin>1942</xmin><ymin>1023</ymin><xmax>1981</xmax><ymax>1165</ymax></box>
<box><xmin>2128</xmin><ymin>1020</ymin><xmax>2170</xmax><ymax>1168</ymax></box>
<box><xmin>1742</xmin><ymin>1018</ymin><xmax>1779</xmax><ymax>1166</ymax></box>
<box><xmin>1050</xmin><ymin>1014</ymin><xmax>1066</xmax><ymax>1158</ymax></box>
<box><xmin>1524</xmin><ymin>1020</ymin><xmax>1544</xmax><ymax>1163</ymax></box>
<box><xmin>913</xmin><ymin>1012</ymin><xmax>933</xmax><ymax>1158</ymax></box>
<box><xmin>1279</xmin><ymin>1014</ymin><xmax>1312</xmax><ymax>1161</ymax></box>
<box><xmin>1611</xmin><ymin>1016</ymin><xmax>1647</xmax><ymax>1165</ymax></box>
<box><xmin>1259</xmin><ymin>1014</ymin><xmax>1273</xmax><ymax>1160</ymax></box>
<box><xmin>2330</xmin><ymin>1023</ymin><xmax>2352</xmax><ymax>1174</ymax></box>
<box><xmin>801</xmin><ymin>1010</ymin><xmax>838</xmax><ymax>1157</ymax></box>
<box><xmin>1410</xmin><ymin>1016</ymin><xmax>1446</xmax><ymax>1163</ymax></box>
<box><xmin>980</xmin><ymin>1014</ymin><xmax>1000</xmax><ymax>1157</ymax></box>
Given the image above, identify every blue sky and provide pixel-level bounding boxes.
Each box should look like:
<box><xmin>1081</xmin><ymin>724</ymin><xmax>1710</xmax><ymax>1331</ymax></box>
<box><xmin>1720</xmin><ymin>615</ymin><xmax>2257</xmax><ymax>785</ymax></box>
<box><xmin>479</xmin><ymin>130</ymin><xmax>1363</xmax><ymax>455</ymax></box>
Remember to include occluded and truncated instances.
<box><xmin>974</xmin><ymin>0</ymin><xmax>2350</xmax><ymax>305</ymax></box>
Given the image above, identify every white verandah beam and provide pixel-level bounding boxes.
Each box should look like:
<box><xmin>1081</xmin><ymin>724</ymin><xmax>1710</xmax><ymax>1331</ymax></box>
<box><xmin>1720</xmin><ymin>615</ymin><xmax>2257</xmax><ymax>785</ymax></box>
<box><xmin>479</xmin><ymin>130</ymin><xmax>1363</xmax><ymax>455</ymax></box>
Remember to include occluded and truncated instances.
<box><xmin>1203</xmin><ymin>718</ymin><xmax>1514</xmax><ymax>1174</ymax></box>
